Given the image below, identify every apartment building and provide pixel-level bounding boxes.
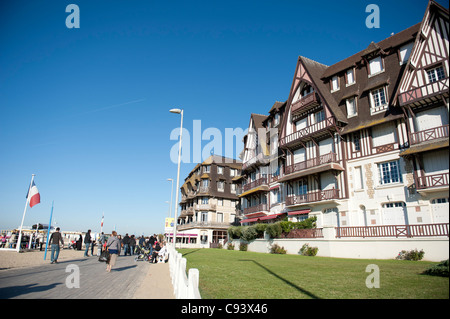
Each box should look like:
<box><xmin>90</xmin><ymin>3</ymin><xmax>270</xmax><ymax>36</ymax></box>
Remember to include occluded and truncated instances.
<box><xmin>176</xmin><ymin>155</ymin><xmax>242</xmax><ymax>247</ymax></box>
<box><xmin>239</xmin><ymin>0</ymin><xmax>448</xmax><ymax>231</ymax></box>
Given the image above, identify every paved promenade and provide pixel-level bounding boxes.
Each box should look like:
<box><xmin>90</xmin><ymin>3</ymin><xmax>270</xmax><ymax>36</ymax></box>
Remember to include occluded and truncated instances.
<box><xmin>0</xmin><ymin>254</ymin><xmax>174</xmax><ymax>299</ymax></box>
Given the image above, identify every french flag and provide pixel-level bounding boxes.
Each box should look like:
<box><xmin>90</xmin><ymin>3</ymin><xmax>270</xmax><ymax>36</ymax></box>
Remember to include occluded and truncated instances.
<box><xmin>27</xmin><ymin>181</ymin><xmax>40</xmax><ymax>208</ymax></box>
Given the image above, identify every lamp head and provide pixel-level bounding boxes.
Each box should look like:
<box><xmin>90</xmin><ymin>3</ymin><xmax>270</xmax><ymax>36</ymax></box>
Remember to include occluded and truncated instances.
<box><xmin>169</xmin><ymin>108</ymin><xmax>182</xmax><ymax>114</ymax></box>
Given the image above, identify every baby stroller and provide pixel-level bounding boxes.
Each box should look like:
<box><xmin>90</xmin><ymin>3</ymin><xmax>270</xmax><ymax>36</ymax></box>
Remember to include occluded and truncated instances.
<box><xmin>134</xmin><ymin>246</ymin><xmax>151</xmax><ymax>262</ymax></box>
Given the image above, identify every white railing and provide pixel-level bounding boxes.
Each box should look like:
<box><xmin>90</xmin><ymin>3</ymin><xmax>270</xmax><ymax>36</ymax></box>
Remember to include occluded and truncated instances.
<box><xmin>167</xmin><ymin>244</ymin><xmax>201</xmax><ymax>299</ymax></box>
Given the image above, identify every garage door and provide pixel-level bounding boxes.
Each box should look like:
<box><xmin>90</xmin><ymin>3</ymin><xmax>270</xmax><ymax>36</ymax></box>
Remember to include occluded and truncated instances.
<box><xmin>382</xmin><ymin>202</ymin><xmax>406</xmax><ymax>225</ymax></box>
<box><xmin>431</xmin><ymin>198</ymin><xmax>449</xmax><ymax>223</ymax></box>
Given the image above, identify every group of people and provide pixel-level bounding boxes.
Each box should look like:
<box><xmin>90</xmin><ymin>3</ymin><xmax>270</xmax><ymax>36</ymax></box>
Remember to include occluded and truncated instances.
<box><xmin>46</xmin><ymin>228</ymin><xmax>168</xmax><ymax>272</ymax></box>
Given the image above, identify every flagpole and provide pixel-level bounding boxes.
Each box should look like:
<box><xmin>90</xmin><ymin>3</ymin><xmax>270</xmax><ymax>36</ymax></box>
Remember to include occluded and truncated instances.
<box><xmin>44</xmin><ymin>201</ymin><xmax>54</xmax><ymax>260</ymax></box>
<box><xmin>16</xmin><ymin>174</ymin><xmax>35</xmax><ymax>252</ymax></box>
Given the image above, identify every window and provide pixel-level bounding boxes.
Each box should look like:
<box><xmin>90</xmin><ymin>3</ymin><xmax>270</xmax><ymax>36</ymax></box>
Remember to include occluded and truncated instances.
<box><xmin>346</xmin><ymin>97</ymin><xmax>357</xmax><ymax>117</ymax></box>
<box><xmin>203</xmin><ymin>165</ymin><xmax>210</xmax><ymax>173</ymax></box>
<box><xmin>271</xmin><ymin>188</ymin><xmax>280</xmax><ymax>204</ymax></box>
<box><xmin>369</xmin><ymin>56</ymin><xmax>384</xmax><ymax>76</ymax></box>
<box><xmin>346</xmin><ymin>68</ymin><xmax>355</xmax><ymax>85</ymax></box>
<box><xmin>217</xmin><ymin>181</ymin><xmax>224</xmax><ymax>191</ymax></box>
<box><xmin>297</xmin><ymin>180</ymin><xmax>308</xmax><ymax>195</ymax></box>
<box><xmin>274</xmin><ymin>113</ymin><xmax>280</xmax><ymax>126</ymax></box>
<box><xmin>217</xmin><ymin>213</ymin><xmax>223</xmax><ymax>223</ymax></box>
<box><xmin>230</xmin><ymin>168</ymin><xmax>236</xmax><ymax>177</ymax></box>
<box><xmin>383</xmin><ymin>202</ymin><xmax>405</xmax><ymax>208</ymax></box>
<box><xmin>217</xmin><ymin>166</ymin><xmax>224</xmax><ymax>175</ymax></box>
<box><xmin>378</xmin><ymin>160</ymin><xmax>403</xmax><ymax>185</ymax></box>
<box><xmin>231</xmin><ymin>183</ymin><xmax>236</xmax><ymax>193</ymax></box>
<box><xmin>354</xmin><ymin>166</ymin><xmax>364</xmax><ymax>190</ymax></box>
<box><xmin>202</xmin><ymin>179</ymin><xmax>209</xmax><ymax>187</ymax></box>
<box><xmin>314</xmin><ymin>110</ymin><xmax>325</xmax><ymax>123</ymax></box>
<box><xmin>370</xmin><ymin>87</ymin><xmax>388</xmax><ymax>114</ymax></box>
<box><xmin>399</xmin><ymin>42</ymin><xmax>414</xmax><ymax>65</ymax></box>
<box><xmin>427</xmin><ymin>66</ymin><xmax>445</xmax><ymax>83</ymax></box>
<box><xmin>201</xmin><ymin>212</ymin><xmax>208</xmax><ymax>222</ymax></box>
<box><xmin>217</xmin><ymin>198</ymin><xmax>223</xmax><ymax>206</ymax></box>
<box><xmin>331</xmin><ymin>76</ymin><xmax>340</xmax><ymax>91</ymax></box>
<box><xmin>431</xmin><ymin>198</ymin><xmax>449</xmax><ymax>204</ymax></box>
<box><xmin>353</xmin><ymin>133</ymin><xmax>361</xmax><ymax>152</ymax></box>
<box><xmin>201</xmin><ymin>197</ymin><xmax>208</xmax><ymax>204</ymax></box>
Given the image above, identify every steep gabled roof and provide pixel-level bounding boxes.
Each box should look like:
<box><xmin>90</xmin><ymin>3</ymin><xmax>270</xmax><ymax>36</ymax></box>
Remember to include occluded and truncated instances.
<box><xmin>299</xmin><ymin>56</ymin><xmax>348</xmax><ymax>125</ymax></box>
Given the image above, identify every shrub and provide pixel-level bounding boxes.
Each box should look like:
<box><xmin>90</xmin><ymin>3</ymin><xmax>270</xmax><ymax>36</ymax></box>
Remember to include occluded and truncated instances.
<box><xmin>270</xmin><ymin>243</ymin><xmax>287</xmax><ymax>254</ymax></box>
<box><xmin>396</xmin><ymin>249</ymin><xmax>425</xmax><ymax>261</ymax></box>
<box><xmin>239</xmin><ymin>243</ymin><xmax>248</xmax><ymax>251</ymax></box>
<box><xmin>241</xmin><ymin>226</ymin><xmax>258</xmax><ymax>242</ymax></box>
<box><xmin>254</xmin><ymin>223</ymin><xmax>267</xmax><ymax>237</ymax></box>
<box><xmin>228</xmin><ymin>226</ymin><xmax>243</xmax><ymax>239</ymax></box>
<box><xmin>300</xmin><ymin>243</ymin><xmax>318</xmax><ymax>256</ymax></box>
<box><xmin>423</xmin><ymin>259</ymin><xmax>449</xmax><ymax>277</ymax></box>
<box><xmin>266</xmin><ymin>222</ymin><xmax>282</xmax><ymax>238</ymax></box>
<box><xmin>227</xmin><ymin>243</ymin><xmax>235</xmax><ymax>250</ymax></box>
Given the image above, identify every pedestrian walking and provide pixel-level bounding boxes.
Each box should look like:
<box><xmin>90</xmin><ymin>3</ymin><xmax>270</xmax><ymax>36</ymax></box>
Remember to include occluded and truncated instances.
<box><xmin>130</xmin><ymin>235</ymin><xmax>136</xmax><ymax>255</ymax></box>
<box><xmin>105</xmin><ymin>231</ymin><xmax>120</xmax><ymax>272</ymax></box>
<box><xmin>98</xmin><ymin>232</ymin><xmax>106</xmax><ymax>256</ymax></box>
<box><xmin>122</xmin><ymin>233</ymin><xmax>130</xmax><ymax>256</ymax></box>
<box><xmin>49</xmin><ymin>227</ymin><xmax>64</xmax><ymax>264</ymax></box>
<box><xmin>84</xmin><ymin>229</ymin><xmax>92</xmax><ymax>257</ymax></box>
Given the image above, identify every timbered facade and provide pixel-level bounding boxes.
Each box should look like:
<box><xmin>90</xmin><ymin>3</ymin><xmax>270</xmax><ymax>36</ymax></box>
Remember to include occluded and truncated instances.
<box><xmin>395</xmin><ymin>1</ymin><xmax>449</xmax><ymax>224</ymax></box>
<box><xmin>239</xmin><ymin>0</ymin><xmax>449</xmax><ymax>229</ymax></box>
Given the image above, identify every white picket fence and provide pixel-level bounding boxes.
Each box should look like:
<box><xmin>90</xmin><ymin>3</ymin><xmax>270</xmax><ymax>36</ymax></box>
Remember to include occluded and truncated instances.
<box><xmin>167</xmin><ymin>244</ymin><xmax>201</xmax><ymax>299</ymax></box>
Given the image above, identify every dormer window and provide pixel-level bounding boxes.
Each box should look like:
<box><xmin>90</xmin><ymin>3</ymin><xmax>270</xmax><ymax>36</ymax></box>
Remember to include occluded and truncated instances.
<box><xmin>369</xmin><ymin>86</ymin><xmax>388</xmax><ymax>115</ymax></box>
<box><xmin>399</xmin><ymin>42</ymin><xmax>414</xmax><ymax>65</ymax></box>
<box><xmin>368</xmin><ymin>56</ymin><xmax>384</xmax><ymax>76</ymax></box>
<box><xmin>331</xmin><ymin>76</ymin><xmax>340</xmax><ymax>92</ymax></box>
<box><xmin>346</xmin><ymin>68</ymin><xmax>355</xmax><ymax>86</ymax></box>
<box><xmin>346</xmin><ymin>97</ymin><xmax>357</xmax><ymax>118</ymax></box>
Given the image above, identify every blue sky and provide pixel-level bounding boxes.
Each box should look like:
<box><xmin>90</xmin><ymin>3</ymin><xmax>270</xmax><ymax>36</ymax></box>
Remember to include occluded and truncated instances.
<box><xmin>0</xmin><ymin>0</ymin><xmax>446</xmax><ymax>236</ymax></box>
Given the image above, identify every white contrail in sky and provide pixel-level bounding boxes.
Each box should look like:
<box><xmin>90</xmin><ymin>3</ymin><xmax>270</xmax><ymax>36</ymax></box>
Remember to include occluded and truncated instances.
<box><xmin>79</xmin><ymin>98</ymin><xmax>146</xmax><ymax>116</ymax></box>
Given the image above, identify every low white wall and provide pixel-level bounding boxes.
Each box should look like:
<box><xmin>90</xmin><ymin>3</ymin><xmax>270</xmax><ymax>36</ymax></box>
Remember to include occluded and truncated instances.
<box><xmin>229</xmin><ymin>234</ymin><xmax>449</xmax><ymax>262</ymax></box>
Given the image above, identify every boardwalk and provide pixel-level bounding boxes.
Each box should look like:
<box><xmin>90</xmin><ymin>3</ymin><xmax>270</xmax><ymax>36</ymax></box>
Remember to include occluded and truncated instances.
<box><xmin>0</xmin><ymin>255</ymin><xmax>174</xmax><ymax>299</ymax></box>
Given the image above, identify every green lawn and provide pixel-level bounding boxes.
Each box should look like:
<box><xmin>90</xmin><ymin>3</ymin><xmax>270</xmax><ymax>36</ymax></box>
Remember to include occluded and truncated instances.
<box><xmin>179</xmin><ymin>248</ymin><xmax>449</xmax><ymax>299</ymax></box>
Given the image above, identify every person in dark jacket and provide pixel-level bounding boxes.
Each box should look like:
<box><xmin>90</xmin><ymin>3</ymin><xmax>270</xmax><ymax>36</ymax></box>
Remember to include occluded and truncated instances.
<box><xmin>84</xmin><ymin>230</ymin><xmax>92</xmax><ymax>257</ymax></box>
<box><xmin>122</xmin><ymin>234</ymin><xmax>130</xmax><ymax>256</ymax></box>
<box><xmin>49</xmin><ymin>227</ymin><xmax>64</xmax><ymax>264</ymax></box>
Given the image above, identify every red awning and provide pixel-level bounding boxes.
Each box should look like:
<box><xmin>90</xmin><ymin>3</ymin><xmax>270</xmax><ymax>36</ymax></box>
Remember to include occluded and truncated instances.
<box><xmin>240</xmin><ymin>217</ymin><xmax>259</xmax><ymax>224</ymax></box>
<box><xmin>259</xmin><ymin>213</ymin><xmax>285</xmax><ymax>220</ymax></box>
<box><xmin>287</xmin><ymin>209</ymin><xmax>311</xmax><ymax>216</ymax></box>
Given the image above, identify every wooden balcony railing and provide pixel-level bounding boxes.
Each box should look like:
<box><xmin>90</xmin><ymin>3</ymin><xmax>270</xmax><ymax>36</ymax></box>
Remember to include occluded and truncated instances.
<box><xmin>280</xmin><ymin>117</ymin><xmax>337</xmax><ymax>147</ymax></box>
<box><xmin>336</xmin><ymin>223</ymin><xmax>449</xmax><ymax>238</ymax></box>
<box><xmin>399</xmin><ymin>76</ymin><xmax>449</xmax><ymax>106</ymax></box>
<box><xmin>195</xmin><ymin>203</ymin><xmax>217</xmax><ymax>211</ymax></box>
<box><xmin>286</xmin><ymin>188</ymin><xmax>340</xmax><ymax>206</ymax></box>
<box><xmin>291</xmin><ymin>92</ymin><xmax>320</xmax><ymax>114</ymax></box>
<box><xmin>416</xmin><ymin>172</ymin><xmax>449</xmax><ymax>189</ymax></box>
<box><xmin>243</xmin><ymin>176</ymin><xmax>268</xmax><ymax>192</ymax></box>
<box><xmin>409</xmin><ymin>125</ymin><xmax>449</xmax><ymax>145</ymax></box>
<box><xmin>279</xmin><ymin>228</ymin><xmax>324</xmax><ymax>239</ymax></box>
<box><xmin>284</xmin><ymin>152</ymin><xmax>338</xmax><ymax>175</ymax></box>
<box><xmin>243</xmin><ymin>203</ymin><xmax>268</xmax><ymax>215</ymax></box>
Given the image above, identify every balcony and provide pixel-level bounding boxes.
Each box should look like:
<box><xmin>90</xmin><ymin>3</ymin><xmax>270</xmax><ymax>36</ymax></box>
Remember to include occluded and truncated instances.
<box><xmin>243</xmin><ymin>203</ymin><xmax>268</xmax><ymax>215</ymax></box>
<box><xmin>195</xmin><ymin>203</ymin><xmax>217</xmax><ymax>211</ymax></box>
<box><xmin>198</xmin><ymin>186</ymin><xmax>210</xmax><ymax>194</ymax></box>
<box><xmin>286</xmin><ymin>188</ymin><xmax>341</xmax><ymax>206</ymax></box>
<box><xmin>415</xmin><ymin>172</ymin><xmax>449</xmax><ymax>191</ymax></box>
<box><xmin>240</xmin><ymin>177</ymin><xmax>269</xmax><ymax>197</ymax></box>
<box><xmin>279</xmin><ymin>152</ymin><xmax>343</xmax><ymax>183</ymax></box>
<box><xmin>410</xmin><ymin>125</ymin><xmax>449</xmax><ymax>146</ymax></box>
<box><xmin>177</xmin><ymin>221</ymin><xmax>232</xmax><ymax>231</ymax></box>
<box><xmin>242</xmin><ymin>152</ymin><xmax>269</xmax><ymax>171</ymax></box>
<box><xmin>398</xmin><ymin>76</ymin><xmax>449</xmax><ymax>107</ymax></box>
<box><xmin>280</xmin><ymin>117</ymin><xmax>340</xmax><ymax>149</ymax></box>
<box><xmin>291</xmin><ymin>92</ymin><xmax>320</xmax><ymax>117</ymax></box>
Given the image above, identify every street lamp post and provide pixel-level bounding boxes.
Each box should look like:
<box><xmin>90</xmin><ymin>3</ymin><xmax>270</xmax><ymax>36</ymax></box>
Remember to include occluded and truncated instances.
<box><xmin>170</xmin><ymin>108</ymin><xmax>183</xmax><ymax>248</ymax></box>
<box><xmin>167</xmin><ymin>178</ymin><xmax>174</xmax><ymax>242</ymax></box>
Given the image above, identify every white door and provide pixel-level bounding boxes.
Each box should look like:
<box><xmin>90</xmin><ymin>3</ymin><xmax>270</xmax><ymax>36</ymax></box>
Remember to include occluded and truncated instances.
<box><xmin>431</xmin><ymin>198</ymin><xmax>449</xmax><ymax>223</ymax></box>
<box><xmin>382</xmin><ymin>202</ymin><xmax>406</xmax><ymax>225</ymax></box>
